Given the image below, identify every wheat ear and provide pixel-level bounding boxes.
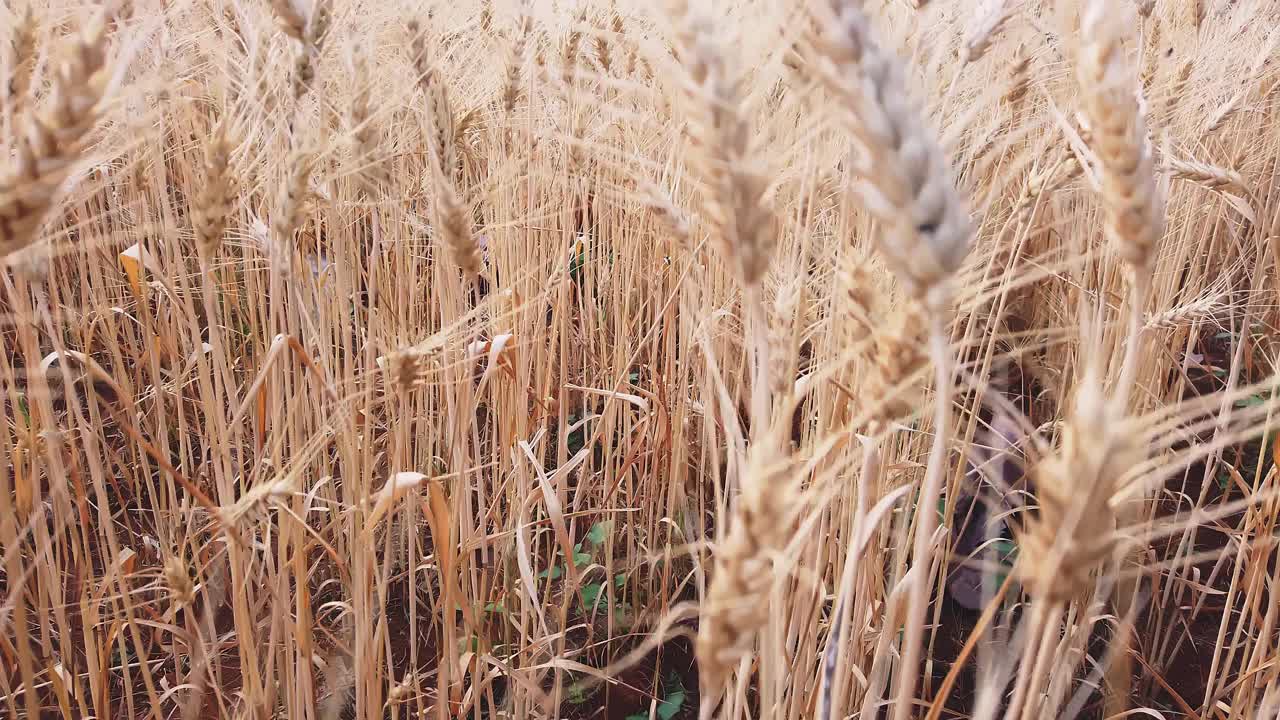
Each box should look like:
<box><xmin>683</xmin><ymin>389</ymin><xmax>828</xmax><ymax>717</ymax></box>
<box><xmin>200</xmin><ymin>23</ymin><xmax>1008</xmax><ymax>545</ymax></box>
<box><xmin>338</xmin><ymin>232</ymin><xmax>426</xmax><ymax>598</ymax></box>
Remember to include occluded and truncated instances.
<box><xmin>272</xmin><ymin>148</ymin><xmax>314</xmax><ymax>262</ymax></box>
<box><xmin>811</xmin><ymin>0</ymin><xmax>971</xmax><ymax>312</ymax></box>
<box><xmin>1005</xmin><ymin>44</ymin><xmax>1031</xmax><ymax>120</ymax></box>
<box><xmin>665</xmin><ymin>0</ymin><xmax>775</xmax><ymax>289</ymax></box>
<box><xmin>1144</xmin><ymin>292</ymin><xmax>1225</xmax><ymax>330</ymax></box>
<box><xmin>273</xmin><ymin>0</ymin><xmax>330</xmax><ymax>101</ymax></box>
<box><xmin>1009</xmin><ymin>372</ymin><xmax>1145</xmax><ymax>718</ymax></box>
<box><xmin>6</xmin><ymin>4</ymin><xmax>39</xmax><ymax>121</ymax></box>
<box><xmin>694</xmin><ymin>425</ymin><xmax>796</xmax><ymax>696</ymax></box>
<box><xmin>1</xmin><ymin>12</ymin><xmax>109</xmax><ymax>259</ymax></box>
<box><xmin>1079</xmin><ymin>0</ymin><xmax>1162</xmax><ymax>276</ymax></box>
<box><xmin>963</xmin><ymin>0</ymin><xmax>1015</xmax><ymax>64</ymax></box>
<box><xmin>664</xmin><ymin>1</ymin><xmax>789</xmax><ymax>706</ymax></box>
<box><xmin>502</xmin><ymin>6</ymin><xmax>532</xmax><ymax>117</ymax></box>
<box><xmin>193</xmin><ymin>123</ymin><xmax>236</xmax><ymax>257</ymax></box>
<box><xmin>410</xmin><ymin>21</ymin><xmax>480</xmax><ymax>281</ymax></box>
<box><xmin>1164</xmin><ymin>155</ymin><xmax>1251</xmax><ymax>195</ymax></box>
<box><xmin>347</xmin><ymin>49</ymin><xmax>389</xmax><ymax>194</ymax></box>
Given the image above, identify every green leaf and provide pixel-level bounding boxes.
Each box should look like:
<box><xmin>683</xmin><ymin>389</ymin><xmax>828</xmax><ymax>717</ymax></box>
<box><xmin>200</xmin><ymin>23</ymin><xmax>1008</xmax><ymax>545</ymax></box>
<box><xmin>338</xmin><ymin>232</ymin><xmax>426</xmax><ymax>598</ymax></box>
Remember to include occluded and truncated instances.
<box><xmin>1235</xmin><ymin>394</ymin><xmax>1267</xmax><ymax>409</ymax></box>
<box><xmin>991</xmin><ymin>539</ymin><xmax>1018</xmax><ymax>565</ymax></box>
<box><xmin>615</xmin><ymin>572</ymin><xmax>626</xmax><ymax>588</ymax></box>
<box><xmin>587</xmin><ymin>521</ymin><xmax>612</xmax><ymax>546</ymax></box>
<box><xmin>573</xmin><ymin>551</ymin><xmax>592</xmax><ymax>568</ymax></box>
<box><xmin>625</xmin><ymin>673</ymin><xmax>686</xmax><ymax>720</ymax></box>
<box><xmin>658</xmin><ymin>674</ymin><xmax>686</xmax><ymax>720</ymax></box>
<box><xmin>567</xmin><ymin>426</ymin><xmax>587</xmax><ymax>454</ymax></box>
<box><xmin>657</xmin><ymin>689</ymin><xmax>686</xmax><ymax>720</ymax></box>
<box><xmin>580</xmin><ymin>582</ymin><xmax>604</xmax><ymax>610</ymax></box>
<box><xmin>483</xmin><ymin>602</ymin><xmax>506</xmax><ymax>615</ymax></box>
<box><xmin>989</xmin><ymin>539</ymin><xmax>1019</xmax><ymax>589</ymax></box>
<box><xmin>538</xmin><ymin>564</ymin><xmax>563</xmax><ymax>580</ymax></box>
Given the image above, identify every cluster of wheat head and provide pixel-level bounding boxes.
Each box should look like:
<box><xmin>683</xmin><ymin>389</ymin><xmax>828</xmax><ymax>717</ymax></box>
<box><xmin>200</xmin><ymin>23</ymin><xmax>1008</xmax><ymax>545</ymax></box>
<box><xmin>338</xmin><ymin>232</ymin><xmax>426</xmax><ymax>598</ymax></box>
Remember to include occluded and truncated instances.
<box><xmin>3</xmin><ymin>0</ymin><xmax>1280</xmax><ymax>719</ymax></box>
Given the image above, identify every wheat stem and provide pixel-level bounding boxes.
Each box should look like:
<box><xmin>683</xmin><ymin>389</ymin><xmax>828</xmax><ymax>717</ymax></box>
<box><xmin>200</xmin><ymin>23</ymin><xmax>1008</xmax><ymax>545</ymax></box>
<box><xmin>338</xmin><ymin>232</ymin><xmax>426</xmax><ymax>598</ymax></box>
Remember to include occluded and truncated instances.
<box><xmin>894</xmin><ymin>309</ymin><xmax>952</xmax><ymax>720</ymax></box>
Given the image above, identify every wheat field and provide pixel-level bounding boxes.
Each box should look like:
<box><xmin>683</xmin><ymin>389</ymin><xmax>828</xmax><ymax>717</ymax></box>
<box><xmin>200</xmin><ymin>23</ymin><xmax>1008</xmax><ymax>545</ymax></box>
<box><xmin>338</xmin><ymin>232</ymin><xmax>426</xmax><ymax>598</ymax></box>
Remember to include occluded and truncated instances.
<box><xmin>3</xmin><ymin>0</ymin><xmax>1280</xmax><ymax>718</ymax></box>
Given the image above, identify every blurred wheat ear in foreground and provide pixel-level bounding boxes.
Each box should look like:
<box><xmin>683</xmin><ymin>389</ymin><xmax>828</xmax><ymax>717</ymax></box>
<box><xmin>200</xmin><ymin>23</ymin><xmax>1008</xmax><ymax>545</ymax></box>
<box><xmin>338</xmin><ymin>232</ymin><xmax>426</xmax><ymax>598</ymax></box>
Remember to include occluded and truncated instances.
<box><xmin>3</xmin><ymin>1</ymin><xmax>1280</xmax><ymax>719</ymax></box>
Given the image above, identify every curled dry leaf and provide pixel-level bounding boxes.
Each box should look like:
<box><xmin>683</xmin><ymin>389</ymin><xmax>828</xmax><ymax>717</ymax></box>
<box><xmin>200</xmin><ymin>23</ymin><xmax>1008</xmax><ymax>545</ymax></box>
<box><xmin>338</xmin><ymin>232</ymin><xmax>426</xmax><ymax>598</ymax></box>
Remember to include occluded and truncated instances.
<box><xmin>468</xmin><ymin>332</ymin><xmax>515</xmax><ymax>380</ymax></box>
<box><xmin>366</xmin><ymin>471</ymin><xmax>431</xmax><ymax>529</ymax></box>
<box><xmin>119</xmin><ymin>243</ymin><xmax>162</xmax><ymax>294</ymax></box>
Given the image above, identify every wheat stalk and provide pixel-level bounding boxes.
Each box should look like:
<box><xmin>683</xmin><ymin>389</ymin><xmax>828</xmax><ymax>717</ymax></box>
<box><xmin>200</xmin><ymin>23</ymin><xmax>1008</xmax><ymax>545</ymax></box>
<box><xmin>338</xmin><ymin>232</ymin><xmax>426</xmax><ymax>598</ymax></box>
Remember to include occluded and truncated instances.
<box><xmin>810</xmin><ymin>5</ymin><xmax>974</xmax><ymax>719</ymax></box>
<box><xmin>1079</xmin><ymin>0</ymin><xmax>1163</xmax><ymax>422</ymax></box>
